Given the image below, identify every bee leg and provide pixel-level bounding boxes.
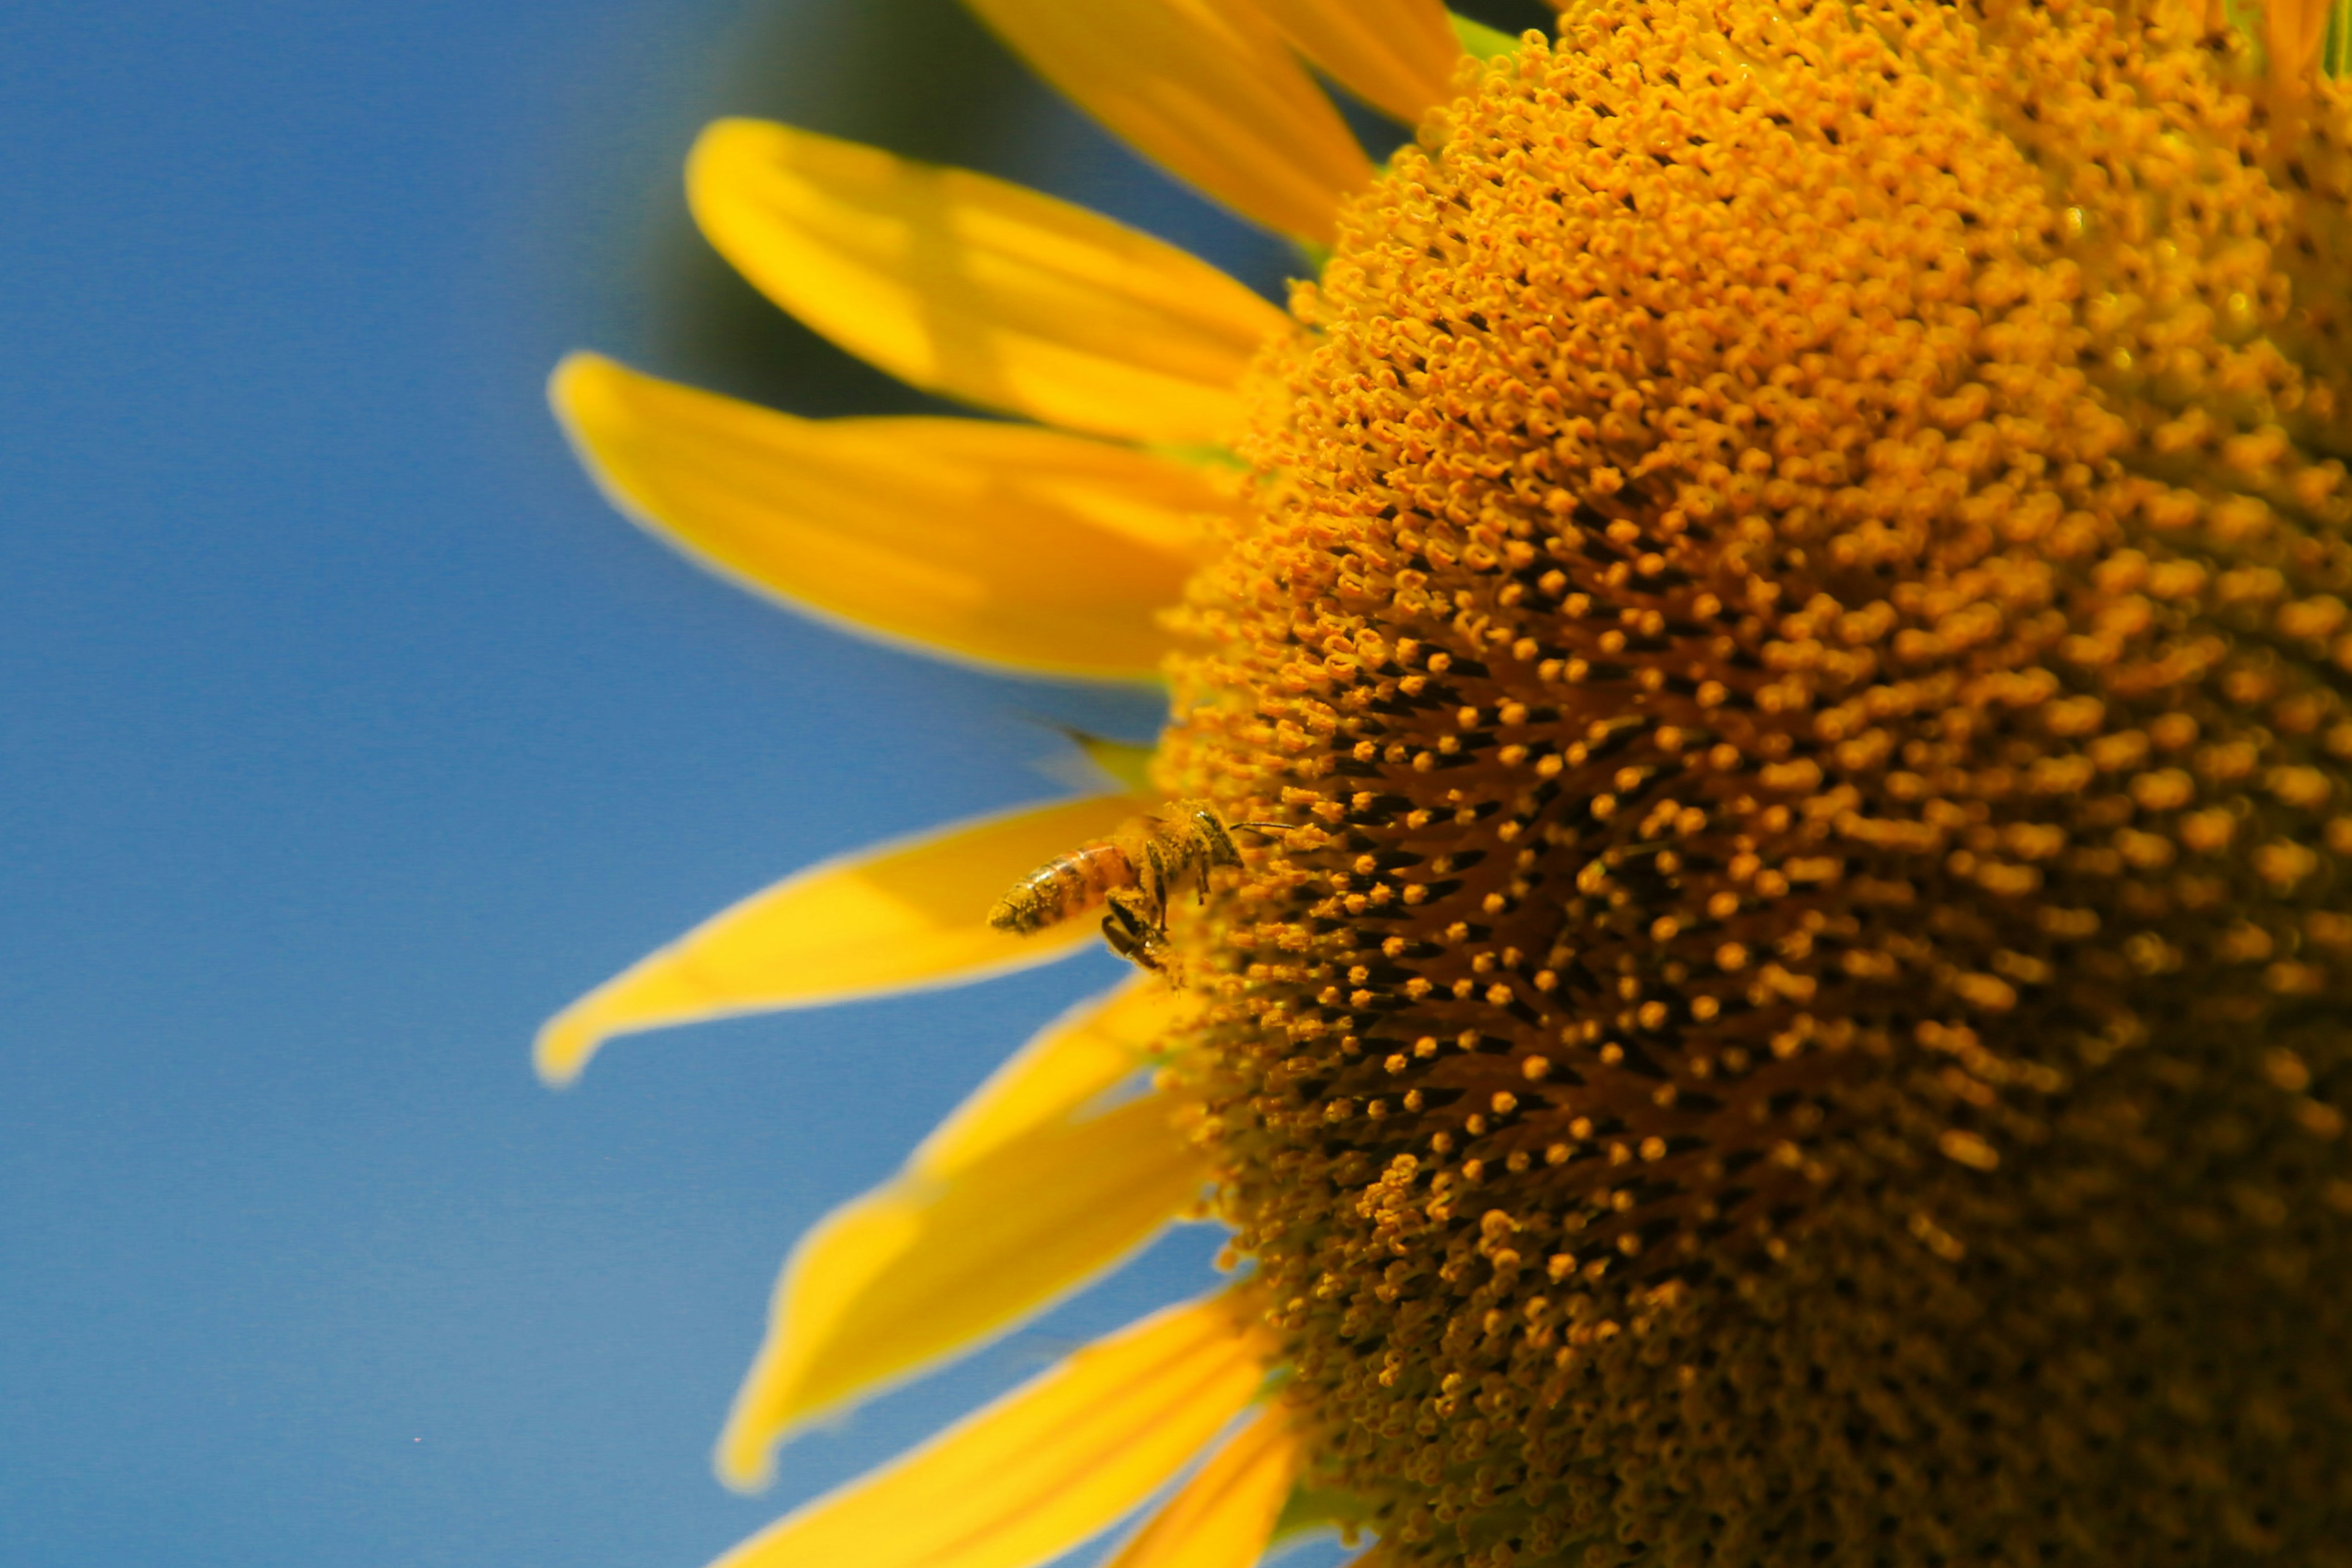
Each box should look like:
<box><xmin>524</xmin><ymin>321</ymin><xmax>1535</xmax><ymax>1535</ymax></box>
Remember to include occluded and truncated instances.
<box><xmin>1193</xmin><ymin>838</ymin><xmax>1218</xmax><ymax>908</ymax></box>
<box><xmin>1142</xmin><ymin>839</ymin><xmax>1174</xmax><ymax>927</ymax></box>
<box><xmin>1099</xmin><ymin>912</ymin><xmax>1157</xmax><ymax>970</ymax></box>
<box><xmin>1101</xmin><ymin>894</ymin><xmax>1164</xmax><ymax>973</ymax></box>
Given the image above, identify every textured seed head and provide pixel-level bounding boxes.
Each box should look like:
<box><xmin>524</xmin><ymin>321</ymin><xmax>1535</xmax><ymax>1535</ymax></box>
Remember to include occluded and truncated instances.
<box><xmin>1160</xmin><ymin>1</ymin><xmax>2352</xmax><ymax>1562</ymax></box>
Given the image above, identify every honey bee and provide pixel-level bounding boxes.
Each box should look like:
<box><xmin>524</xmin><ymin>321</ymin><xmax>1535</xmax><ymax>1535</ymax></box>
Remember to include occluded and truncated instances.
<box><xmin>988</xmin><ymin>799</ymin><xmax>1284</xmax><ymax>975</ymax></box>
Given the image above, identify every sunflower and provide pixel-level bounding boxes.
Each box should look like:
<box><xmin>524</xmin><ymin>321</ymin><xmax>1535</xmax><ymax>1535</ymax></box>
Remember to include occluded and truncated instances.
<box><xmin>543</xmin><ymin>0</ymin><xmax>2352</xmax><ymax>1564</ymax></box>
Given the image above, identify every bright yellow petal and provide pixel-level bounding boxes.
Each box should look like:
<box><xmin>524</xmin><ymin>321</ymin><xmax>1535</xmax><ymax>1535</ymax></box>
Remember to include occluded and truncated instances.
<box><xmin>715</xmin><ymin>982</ymin><xmax>1200</xmax><ymax>1484</ymax></box>
<box><xmin>550</xmin><ymin>353</ymin><xmax>1216</xmax><ymax>678</ymax></box>
<box><xmin>710</xmin><ymin>1294</ymin><xmax>1268</xmax><ymax>1568</ymax></box>
<box><xmin>1248</xmin><ymin>0</ymin><xmax>1461</xmax><ymax>125</ymax></box>
<box><xmin>717</xmin><ymin>1097</ymin><xmax>1207</xmax><ymax>1487</ymax></box>
<box><xmin>916</xmin><ymin>977</ymin><xmax>1194</xmax><ymax>1174</ymax></box>
<box><xmin>1101</xmin><ymin>1402</ymin><xmax>1299</xmax><ymax>1568</ymax></box>
<box><xmin>687</xmin><ymin>121</ymin><xmax>1289</xmax><ymax>443</ymax></box>
<box><xmin>535</xmin><ymin>795</ymin><xmax>1149</xmax><ymax>1085</ymax></box>
<box><xmin>960</xmin><ymin>0</ymin><xmax>1371</xmax><ymax>243</ymax></box>
<box><xmin>717</xmin><ymin>1074</ymin><xmax>1209</xmax><ymax>1481</ymax></box>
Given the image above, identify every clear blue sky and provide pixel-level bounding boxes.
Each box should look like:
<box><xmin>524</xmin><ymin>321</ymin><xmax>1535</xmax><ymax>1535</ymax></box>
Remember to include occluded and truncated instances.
<box><xmin>0</xmin><ymin>2</ymin><xmax>1537</xmax><ymax>1565</ymax></box>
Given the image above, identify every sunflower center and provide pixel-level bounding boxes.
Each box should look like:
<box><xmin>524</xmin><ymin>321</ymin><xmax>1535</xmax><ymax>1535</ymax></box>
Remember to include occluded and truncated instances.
<box><xmin>1161</xmin><ymin>2</ymin><xmax>2352</xmax><ymax>1562</ymax></box>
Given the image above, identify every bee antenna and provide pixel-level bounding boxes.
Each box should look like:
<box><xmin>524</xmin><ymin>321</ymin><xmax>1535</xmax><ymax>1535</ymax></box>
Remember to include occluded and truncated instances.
<box><xmin>1231</xmin><ymin>820</ymin><xmax>1295</xmax><ymax>835</ymax></box>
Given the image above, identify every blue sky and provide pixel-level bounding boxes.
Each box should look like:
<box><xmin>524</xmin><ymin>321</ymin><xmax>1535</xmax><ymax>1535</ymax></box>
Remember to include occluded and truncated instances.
<box><xmin>0</xmin><ymin>2</ymin><xmax>1540</xmax><ymax>1564</ymax></box>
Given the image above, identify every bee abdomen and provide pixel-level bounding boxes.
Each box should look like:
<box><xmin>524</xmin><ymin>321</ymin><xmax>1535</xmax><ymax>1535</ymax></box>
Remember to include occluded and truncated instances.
<box><xmin>987</xmin><ymin>841</ymin><xmax>1133</xmax><ymax>933</ymax></box>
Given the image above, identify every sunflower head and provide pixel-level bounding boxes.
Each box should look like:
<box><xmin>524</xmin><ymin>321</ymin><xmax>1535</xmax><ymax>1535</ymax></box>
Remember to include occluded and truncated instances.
<box><xmin>549</xmin><ymin>0</ymin><xmax>2352</xmax><ymax>1563</ymax></box>
<box><xmin>1160</xmin><ymin>0</ymin><xmax>2352</xmax><ymax>1561</ymax></box>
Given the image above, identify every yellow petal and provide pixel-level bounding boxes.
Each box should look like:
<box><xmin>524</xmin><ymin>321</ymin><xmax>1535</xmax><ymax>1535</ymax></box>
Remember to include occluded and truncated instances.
<box><xmin>1100</xmin><ymin>1403</ymin><xmax>1300</xmax><ymax>1568</ymax></box>
<box><xmin>535</xmin><ymin>795</ymin><xmax>1149</xmax><ymax>1085</ymax></box>
<box><xmin>1248</xmin><ymin>0</ymin><xmax>1461</xmax><ymax>125</ymax></box>
<box><xmin>960</xmin><ymin>0</ymin><xmax>1371</xmax><ymax>242</ymax></box>
<box><xmin>715</xmin><ymin>984</ymin><xmax>1208</xmax><ymax>1487</ymax></box>
<box><xmin>710</xmin><ymin>1294</ymin><xmax>1268</xmax><ymax>1568</ymax></box>
<box><xmin>916</xmin><ymin>978</ymin><xmax>1194</xmax><ymax>1175</ymax></box>
<box><xmin>717</xmin><ymin>1100</ymin><xmax>1208</xmax><ymax>1484</ymax></box>
<box><xmin>550</xmin><ymin>353</ymin><xmax>1217</xmax><ymax>678</ymax></box>
<box><xmin>687</xmin><ymin>121</ymin><xmax>1290</xmax><ymax>443</ymax></box>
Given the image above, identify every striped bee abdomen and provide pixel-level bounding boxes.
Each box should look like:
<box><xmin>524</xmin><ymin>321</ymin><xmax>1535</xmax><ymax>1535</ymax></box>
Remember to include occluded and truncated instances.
<box><xmin>986</xmin><ymin>840</ymin><xmax>1136</xmax><ymax>934</ymax></box>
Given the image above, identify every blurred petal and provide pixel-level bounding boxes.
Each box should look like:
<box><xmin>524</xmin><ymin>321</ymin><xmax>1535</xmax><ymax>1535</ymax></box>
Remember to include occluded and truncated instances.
<box><xmin>535</xmin><ymin>795</ymin><xmax>1148</xmax><ymax>1084</ymax></box>
<box><xmin>1101</xmin><ymin>1403</ymin><xmax>1300</xmax><ymax>1568</ymax></box>
<box><xmin>551</xmin><ymin>354</ymin><xmax>1217</xmax><ymax>678</ymax></box>
<box><xmin>962</xmin><ymin>0</ymin><xmax>1370</xmax><ymax>242</ymax></box>
<box><xmin>716</xmin><ymin>982</ymin><xmax>1199</xmax><ymax>1483</ymax></box>
<box><xmin>709</xmin><ymin>1294</ymin><xmax>1268</xmax><ymax>1568</ymax></box>
<box><xmin>687</xmin><ymin>121</ymin><xmax>1288</xmax><ymax>443</ymax></box>
<box><xmin>1249</xmin><ymin>0</ymin><xmax>1461</xmax><ymax>125</ymax></box>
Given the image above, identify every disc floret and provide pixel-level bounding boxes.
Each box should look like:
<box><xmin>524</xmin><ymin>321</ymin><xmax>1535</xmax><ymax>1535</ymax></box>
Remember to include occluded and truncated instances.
<box><xmin>1162</xmin><ymin>1</ymin><xmax>2352</xmax><ymax>1561</ymax></box>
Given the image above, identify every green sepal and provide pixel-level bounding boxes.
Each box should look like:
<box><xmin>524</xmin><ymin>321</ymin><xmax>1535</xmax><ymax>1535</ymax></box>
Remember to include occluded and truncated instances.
<box><xmin>1059</xmin><ymin>729</ymin><xmax>1157</xmax><ymax>794</ymax></box>
<box><xmin>1270</xmin><ymin>1480</ymin><xmax>1379</xmax><ymax>1549</ymax></box>
<box><xmin>1143</xmin><ymin>440</ymin><xmax>1248</xmax><ymax>473</ymax></box>
<box><xmin>2223</xmin><ymin>0</ymin><xmax>2269</xmax><ymax>77</ymax></box>
<box><xmin>1449</xmin><ymin>13</ymin><xmax>1521</xmax><ymax>60</ymax></box>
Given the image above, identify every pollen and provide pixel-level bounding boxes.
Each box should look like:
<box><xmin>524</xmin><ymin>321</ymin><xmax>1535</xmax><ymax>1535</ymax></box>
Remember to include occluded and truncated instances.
<box><xmin>1161</xmin><ymin>1</ymin><xmax>2352</xmax><ymax>1562</ymax></box>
